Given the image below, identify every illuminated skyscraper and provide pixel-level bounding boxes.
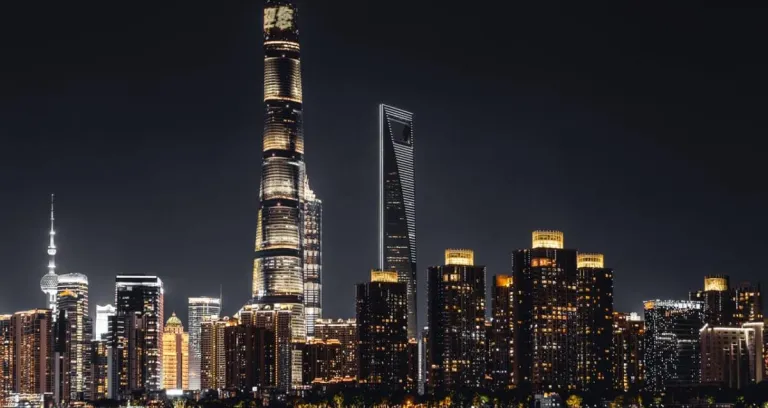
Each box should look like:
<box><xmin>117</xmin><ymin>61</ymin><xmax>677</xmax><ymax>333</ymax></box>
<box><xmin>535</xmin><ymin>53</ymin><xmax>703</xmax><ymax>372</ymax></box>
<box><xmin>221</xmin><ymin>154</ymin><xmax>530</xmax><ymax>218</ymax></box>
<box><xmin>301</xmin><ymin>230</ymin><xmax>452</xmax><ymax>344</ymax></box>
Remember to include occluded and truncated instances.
<box><xmin>302</xmin><ymin>178</ymin><xmax>322</xmax><ymax>337</ymax></box>
<box><xmin>187</xmin><ymin>297</ymin><xmax>220</xmax><ymax>390</ymax></box>
<box><xmin>40</xmin><ymin>194</ymin><xmax>58</xmax><ymax>318</ymax></box>
<box><xmin>11</xmin><ymin>309</ymin><xmax>53</xmax><ymax>394</ymax></box>
<box><xmin>162</xmin><ymin>313</ymin><xmax>189</xmax><ymax>391</ymax></box>
<box><xmin>356</xmin><ymin>270</ymin><xmax>410</xmax><ymax>390</ymax></box>
<box><xmin>575</xmin><ymin>253</ymin><xmax>614</xmax><ymax>393</ymax></box>
<box><xmin>490</xmin><ymin>275</ymin><xmax>515</xmax><ymax>391</ymax></box>
<box><xmin>735</xmin><ymin>283</ymin><xmax>763</xmax><ymax>324</ymax></box>
<box><xmin>109</xmin><ymin>275</ymin><xmax>164</xmax><ymax>399</ymax></box>
<box><xmin>643</xmin><ymin>300</ymin><xmax>703</xmax><ymax>392</ymax></box>
<box><xmin>690</xmin><ymin>275</ymin><xmax>737</xmax><ymax>327</ymax></box>
<box><xmin>94</xmin><ymin>305</ymin><xmax>115</xmax><ymax>341</ymax></box>
<box><xmin>252</xmin><ymin>0</ymin><xmax>320</xmax><ymax>387</ymax></box>
<box><xmin>90</xmin><ymin>340</ymin><xmax>109</xmax><ymax>400</ymax></box>
<box><xmin>223</xmin><ymin>317</ymin><xmax>276</xmax><ymax>391</ymax></box>
<box><xmin>426</xmin><ymin>249</ymin><xmax>487</xmax><ymax>392</ymax></box>
<box><xmin>700</xmin><ymin>322</ymin><xmax>763</xmax><ymax>389</ymax></box>
<box><xmin>512</xmin><ymin>230</ymin><xmax>578</xmax><ymax>390</ymax></box>
<box><xmin>0</xmin><ymin>315</ymin><xmax>12</xmax><ymax>400</ymax></box>
<box><xmin>200</xmin><ymin>317</ymin><xmax>228</xmax><ymax>391</ymax></box>
<box><xmin>612</xmin><ymin>312</ymin><xmax>645</xmax><ymax>392</ymax></box>
<box><xmin>314</xmin><ymin>318</ymin><xmax>357</xmax><ymax>379</ymax></box>
<box><xmin>55</xmin><ymin>273</ymin><xmax>91</xmax><ymax>402</ymax></box>
<box><xmin>379</xmin><ymin>104</ymin><xmax>416</xmax><ymax>340</ymax></box>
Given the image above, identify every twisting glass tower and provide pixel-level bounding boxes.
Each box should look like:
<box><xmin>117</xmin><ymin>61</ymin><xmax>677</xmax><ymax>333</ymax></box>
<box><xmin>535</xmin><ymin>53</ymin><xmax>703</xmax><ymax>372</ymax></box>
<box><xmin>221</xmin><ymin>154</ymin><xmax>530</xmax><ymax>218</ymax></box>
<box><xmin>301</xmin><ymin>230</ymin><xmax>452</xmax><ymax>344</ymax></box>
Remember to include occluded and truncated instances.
<box><xmin>40</xmin><ymin>194</ymin><xmax>59</xmax><ymax>317</ymax></box>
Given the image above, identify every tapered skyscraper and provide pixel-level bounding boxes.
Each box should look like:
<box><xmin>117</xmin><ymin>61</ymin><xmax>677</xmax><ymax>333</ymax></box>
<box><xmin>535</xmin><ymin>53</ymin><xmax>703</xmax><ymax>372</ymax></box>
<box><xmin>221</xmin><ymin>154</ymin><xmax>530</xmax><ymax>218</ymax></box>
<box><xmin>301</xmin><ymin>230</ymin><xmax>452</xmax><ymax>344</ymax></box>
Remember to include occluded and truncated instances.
<box><xmin>379</xmin><ymin>104</ymin><xmax>417</xmax><ymax>339</ymax></box>
<box><xmin>40</xmin><ymin>194</ymin><xmax>59</xmax><ymax>317</ymax></box>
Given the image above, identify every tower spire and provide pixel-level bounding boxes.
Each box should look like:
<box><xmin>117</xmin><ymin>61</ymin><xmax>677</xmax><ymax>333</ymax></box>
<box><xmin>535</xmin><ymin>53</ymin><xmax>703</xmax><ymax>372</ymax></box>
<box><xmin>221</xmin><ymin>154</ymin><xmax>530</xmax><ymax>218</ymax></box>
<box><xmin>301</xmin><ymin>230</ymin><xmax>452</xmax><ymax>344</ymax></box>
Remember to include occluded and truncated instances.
<box><xmin>48</xmin><ymin>193</ymin><xmax>57</xmax><ymax>273</ymax></box>
<box><xmin>41</xmin><ymin>193</ymin><xmax>59</xmax><ymax>317</ymax></box>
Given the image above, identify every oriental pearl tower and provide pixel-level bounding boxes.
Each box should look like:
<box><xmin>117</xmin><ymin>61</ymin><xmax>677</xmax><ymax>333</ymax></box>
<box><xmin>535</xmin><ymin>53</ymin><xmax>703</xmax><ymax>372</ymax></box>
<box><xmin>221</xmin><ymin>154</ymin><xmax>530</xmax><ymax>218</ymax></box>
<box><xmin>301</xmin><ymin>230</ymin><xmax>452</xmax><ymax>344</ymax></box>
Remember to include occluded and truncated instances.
<box><xmin>40</xmin><ymin>194</ymin><xmax>59</xmax><ymax>318</ymax></box>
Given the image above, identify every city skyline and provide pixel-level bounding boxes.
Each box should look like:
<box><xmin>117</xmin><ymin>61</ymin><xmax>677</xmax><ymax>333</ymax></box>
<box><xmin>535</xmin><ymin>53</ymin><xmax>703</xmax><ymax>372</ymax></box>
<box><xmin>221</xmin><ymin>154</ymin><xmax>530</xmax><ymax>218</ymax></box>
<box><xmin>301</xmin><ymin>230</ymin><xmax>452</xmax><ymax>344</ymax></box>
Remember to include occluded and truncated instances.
<box><xmin>2</xmin><ymin>1</ymin><xmax>768</xmax><ymax>331</ymax></box>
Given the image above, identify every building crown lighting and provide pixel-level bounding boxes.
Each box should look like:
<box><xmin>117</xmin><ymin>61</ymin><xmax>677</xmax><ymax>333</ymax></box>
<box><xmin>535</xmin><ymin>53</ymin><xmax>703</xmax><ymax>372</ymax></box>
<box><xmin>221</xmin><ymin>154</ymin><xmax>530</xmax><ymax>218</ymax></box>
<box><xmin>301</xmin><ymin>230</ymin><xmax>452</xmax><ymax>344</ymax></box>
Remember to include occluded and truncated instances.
<box><xmin>532</xmin><ymin>230</ymin><xmax>564</xmax><ymax>249</ymax></box>
<box><xmin>445</xmin><ymin>249</ymin><xmax>474</xmax><ymax>266</ymax></box>
<box><xmin>704</xmin><ymin>275</ymin><xmax>729</xmax><ymax>292</ymax></box>
<box><xmin>371</xmin><ymin>269</ymin><xmax>399</xmax><ymax>283</ymax></box>
<box><xmin>495</xmin><ymin>275</ymin><xmax>513</xmax><ymax>287</ymax></box>
<box><xmin>577</xmin><ymin>253</ymin><xmax>604</xmax><ymax>268</ymax></box>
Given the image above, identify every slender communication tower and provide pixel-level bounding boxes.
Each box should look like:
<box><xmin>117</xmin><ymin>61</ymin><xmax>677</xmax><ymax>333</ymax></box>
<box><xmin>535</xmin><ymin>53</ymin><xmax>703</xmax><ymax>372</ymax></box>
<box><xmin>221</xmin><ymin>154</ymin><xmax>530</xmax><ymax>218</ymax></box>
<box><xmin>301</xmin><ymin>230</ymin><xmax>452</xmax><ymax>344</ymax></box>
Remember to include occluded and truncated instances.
<box><xmin>40</xmin><ymin>193</ymin><xmax>59</xmax><ymax>317</ymax></box>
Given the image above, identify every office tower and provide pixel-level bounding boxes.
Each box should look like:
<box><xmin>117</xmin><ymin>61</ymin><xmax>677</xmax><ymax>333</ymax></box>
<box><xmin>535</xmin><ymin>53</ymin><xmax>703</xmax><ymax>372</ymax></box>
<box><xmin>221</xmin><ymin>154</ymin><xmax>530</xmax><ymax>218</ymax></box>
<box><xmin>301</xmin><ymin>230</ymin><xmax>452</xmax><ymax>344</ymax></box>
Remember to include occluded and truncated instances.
<box><xmin>419</xmin><ymin>327</ymin><xmax>428</xmax><ymax>395</ymax></box>
<box><xmin>690</xmin><ymin>275</ymin><xmax>737</xmax><ymax>327</ymax></box>
<box><xmin>700</xmin><ymin>322</ymin><xmax>764</xmax><ymax>389</ymax></box>
<box><xmin>512</xmin><ymin>230</ymin><xmax>578</xmax><ymax>390</ymax></box>
<box><xmin>378</xmin><ymin>104</ymin><xmax>417</xmax><ymax>340</ymax></box>
<box><xmin>162</xmin><ymin>313</ymin><xmax>189</xmax><ymax>390</ymax></box>
<box><xmin>314</xmin><ymin>318</ymin><xmax>357</xmax><ymax>379</ymax></box>
<box><xmin>735</xmin><ymin>283</ymin><xmax>763</xmax><ymax>324</ymax></box>
<box><xmin>40</xmin><ymin>194</ymin><xmax>59</xmax><ymax>317</ymax></box>
<box><xmin>612</xmin><ymin>312</ymin><xmax>645</xmax><ymax>392</ymax></box>
<box><xmin>188</xmin><ymin>297</ymin><xmax>221</xmax><ymax>390</ymax></box>
<box><xmin>0</xmin><ymin>315</ymin><xmax>12</xmax><ymax>400</ymax></box>
<box><xmin>94</xmin><ymin>305</ymin><xmax>115</xmax><ymax>341</ymax></box>
<box><xmin>426</xmin><ymin>249</ymin><xmax>487</xmax><ymax>392</ymax></box>
<box><xmin>490</xmin><ymin>275</ymin><xmax>515</xmax><ymax>391</ymax></box>
<box><xmin>90</xmin><ymin>340</ymin><xmax>109</xmax><ymax>400</ymax></box>
<box><xmin>643</xmin><ymin>300</ymin><xmax>704</xmax><ymax>392</ymax></box>
<box><xmin>575</xmin><ymin>253</ymin><xmax>614</xmax><ymax>393</ymax></box>
<box><xmin>224</xmin><ymin>318</ymin><xmax>276</xmax><ymax>391</ymax></box>
<box><xmin>109</xmin><ymin>275</ymin><xmax>164</xmax><ymax>398</ymax></box>
<box><xmin>302</xmin><ymin>339</ymin><xmax>343</xmax><ymax>384</ymax></box>
<box><xmin>302</xmin><ymin>178</ymin><xmax>322</xmax><ymax>337</ymax></box>
<box><xmin>200</xmin><ymin>317</ymin><xmax>228</xmax><ymax>391</ymax></box>
<box><xmin>238</xmin><ymin>304</ymin><xmax>294</xmax><ymax>391</ymax></box>
<box><xmin>356</xmin><ymin>270</ymin><xmax>410</xmax><ymax>389</ymax></box>
<box><xmin>11</xmin><ymin>309</ymin><xmax>53</xmax><ymax>394</ymax></box>
<box><xmin>55</xmin><ymin>273</ymin><xmax>90</xmax><ymax>402</ymax></box>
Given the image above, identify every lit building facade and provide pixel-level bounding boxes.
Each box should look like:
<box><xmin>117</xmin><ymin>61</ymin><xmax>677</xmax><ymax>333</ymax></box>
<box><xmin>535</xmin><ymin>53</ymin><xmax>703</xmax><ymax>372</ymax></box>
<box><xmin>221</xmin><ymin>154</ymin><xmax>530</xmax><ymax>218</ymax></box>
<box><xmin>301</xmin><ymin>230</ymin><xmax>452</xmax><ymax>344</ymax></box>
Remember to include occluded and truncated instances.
<box><xmin>490</xmin><ymin>275</ymin><xmax>515</xmax><ymax>390</ymax></box>
<box><xmin>94</xmin><ymin>305</ymin><xmax>115</xmax><ymax>341</ymax></box>
<box><xmin>612</xmin><ymin>312</ymin><xmax>645</xmax><ymax>392</ymax></box>
<box><xmin>426</xmin><ymin>249</ymin><xmax>487</xmax><ymax>392</ymax></box>
<box><xmin>379</xmin><ymin>104</ymin><xmax>417</xmax><ymax>340</ymax></box>
<box><xmin>11</xmin><ymin>309</ymin><xmax>53</xmax><ymax>394</ymax></box>
<box><xmin>162</xmin><ymin>313</ymin><xmax>189</xmax><ymax>390</ymax></box>
<box><xmin>313</xmin><ymin>318</ymin><xmax>357</xmax><ymax>379</ymax></box>
<box><xmin>575</xmin><ymin>253</ymin><xmax>614</xmax><ymax>393</ymax></box>
<box><xmin>512</xmin><ymin>230</ymin><xmax>578</xmax><ymax>390</ymax></box>
<box><xmin>690</xmin><ymin>275</ymin><xmax>737</xmax><ymax>327</ymax></box>
<box><xmin>735</xmin><ymin>283</ymin><xmax>763</xmax><ymax>324</ymax></box>
<box><xmin>200</xmin><ymin>317</ymin><xmax>228</xmax><ymax>391</ymax></box>
<box><xmin>238</xmin><ymin>305</ymin><xmax>294</xmax><ymax>390</ymax></box>
<box><xmin>109</xmin><ymin>275</ymin><xmax>164</xmax><ymax>399</ymax></box>
<box><xmin>302</xmin><ymin>178</ymin><xmax>322</xmax><ymax>337</ymax></box>
<box><xmin>187</xmin><ymin>297</ymin><xmax>221</xmax><ymax>390</ymax></box>
<box><xmin>55</xmin><ymin>273</ymin><xmax>90</xmax><ymax>402</ymax></box>
<box><xmin>252</xmin><ymin>1</ymin><xmax>318</xmax><ymax>389</ymax></box>
<box><xmin>224</xmin><ymin>318</ymin><xmax>276</xmax><ymax>391</ymax></box>
<box><xmin>40</xmin><ymin>194</ymin><xmax>58</xmax><ymax>318</ymax></box>
<box><xmin>90</xmin><ymin>340</ymin><xmax>109</xmax><ymax>400</ymax></box>
<box><xmin>0</xmin><ymin>315</ymin><xmax>12</xmax><ymax>400</ymax></box>
<box><xmin>302</xmin><ymin>339</ymin><xmax>343</xmax><ymax>384</ymax></box>
<box><xmin>356</xmin><ymin>270</ymin><xmax>410</xmax><ymax>390</ymax></box>
<box><xmin>643</xmin><ymin>300</ymin><xmax>703</xmax><ymax>392</ymax></box>
<box><xmin>700</xmin><ymin>323</ymin><xmax>763</xmax><ymax>389</ymax></box>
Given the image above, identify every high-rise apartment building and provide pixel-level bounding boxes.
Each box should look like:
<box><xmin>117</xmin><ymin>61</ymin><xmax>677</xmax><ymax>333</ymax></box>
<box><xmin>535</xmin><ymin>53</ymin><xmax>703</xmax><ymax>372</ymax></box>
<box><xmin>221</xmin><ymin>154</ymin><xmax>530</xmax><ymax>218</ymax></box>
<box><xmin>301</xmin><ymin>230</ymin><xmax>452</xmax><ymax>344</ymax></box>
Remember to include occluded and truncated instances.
<box><xmin>379</xmin><ymin>104</ymin><xmax>416</xmax><ymax>340</ymax></box>
<box><xmin>356</xmin><ymin>270</ymin><xmax>410</xmax><ymax>390</ymax></box>
<box><xmin>302</xmin><ymin>178</ymin><xmax>322</xmax><ymax>337</ymax></box>
<box><xmin>426</xmin><ymin>249</ymin><xmax>487</xmax><ymax>392</ymax></box>
<box><xmin>643</xmin><ymin>300</ymin><xmax>703</xmax><ymax>392</ymax></box>
<box><xmin>612</xmin><ymin>312</ymin><xmax>645</xmax><ymax>392</ymax></box>
<box><xmin>55</xmin><ymin>273</ymin><xmax>90</xmax><ymax>402</ymax></box>
<box><xmin>690</xmin><ymin>275</ymin><xmax>737</xmax><ymax>327</ymax></box>
<box><xmin>200</xmin><ymin>317</ymin><xmax>228</xmax><ymax>391</ymax></box>
<box><xmin>489</xmin><ymin>275</ymin><xmax>515</xmax><ymax>391</ymax></box>
<box><xmin>313</xmin><ymin>318</ymin><xmax>357</xmax><ymax>379</ymax></box>
<box><xmin>90</xmin><ymin>340</ymin><xmax>109</xmax><ymax>400</ymax></box>
<box><xmin>239</xmin><ymin>305</ymin><xmax>294</xmax><ymax>390</ymax></box>
<box><xmin>512</xmin><ymin>230</ymin><xmax>578</xmax><ymax>390</ymax></box>
<box><xmin>223</xmin><ymin>317</ymin><xmax>276</xmax><ymax>391</ymax></box>
<box><xmin>700</xmin><ymin>323</ymin><xmax>764</xmax><ymax>389</ymax></box>
<box><xmin>94</xmin><ymin>305</ymin><xmax>115</xmax><ymax>341</ymax></box>
<box><xmin>575</xmin><ymin>253</ymin><xmax>614</xmax><ymax>393</ymax></box>
<box><xmin>162</xmin><ymin>313</ymin><xmax>189</xmax><ymax>390</ymax></box>
<box><xmin>109</xmin><ymin>275</ymin><xmax>164</xmax><ymax>399</ymax></box>
<box><xmin>0</xmin><ymin>315</ymin><xmax>12</xmax><ymax>400</ymax></box>
<box><xmin>11</xmin><ymin>309</ymin><xmax>53</xmax><ymax>394</ymax></box>
<box><xmin>187</xmin><ymin>297</ymin><xmax>221</xmax><ymax>390</ymax></box>
<box><xmin>735</xmin><ymin>283</ymin><xmax>763</xmax><ymax>324</ymax></box>
<box><xmin>302</xmin><ymin>339</ymin><xmax>343</xmax><ymax>384</ymax></box>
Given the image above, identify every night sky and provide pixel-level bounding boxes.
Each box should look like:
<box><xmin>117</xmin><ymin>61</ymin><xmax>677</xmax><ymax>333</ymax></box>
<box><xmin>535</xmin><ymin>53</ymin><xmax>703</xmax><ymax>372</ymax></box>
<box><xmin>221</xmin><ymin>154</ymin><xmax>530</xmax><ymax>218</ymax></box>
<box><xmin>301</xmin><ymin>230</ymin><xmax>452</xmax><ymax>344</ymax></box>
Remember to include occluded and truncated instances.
<box><xmin>2</xmin><ymin>1</ymin><xmax>767</xmax><ymax>328</ymax></box>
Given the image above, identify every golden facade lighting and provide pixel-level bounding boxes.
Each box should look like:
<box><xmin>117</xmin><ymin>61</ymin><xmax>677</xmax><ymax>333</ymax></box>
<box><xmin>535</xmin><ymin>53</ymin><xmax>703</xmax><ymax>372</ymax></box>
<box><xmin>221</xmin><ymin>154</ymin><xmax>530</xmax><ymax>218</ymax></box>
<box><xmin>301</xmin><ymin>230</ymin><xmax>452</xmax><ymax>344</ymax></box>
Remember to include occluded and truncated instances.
<box><xmin>444</xmin><ymin>249</ymin><xmax>474</xmax><ymax>266</ymax></box>
<box><xmin>704</xmin><ymin>275</ymin><xmax>729</xmax><ymax>292</ymax></box>
<box><xmin>531</xmin><ymin>230</ymin><xmax>564</xmax><ymax>249</ymax></box>
<box><xmin>371</xmin><ymin>269</ymin><xmax>399</xmax><ymax>283</ymax></box>
<box><xmin>577</xmin><ymin>253</ymin><xmax>604</xmax><ymax>269</ymax></box>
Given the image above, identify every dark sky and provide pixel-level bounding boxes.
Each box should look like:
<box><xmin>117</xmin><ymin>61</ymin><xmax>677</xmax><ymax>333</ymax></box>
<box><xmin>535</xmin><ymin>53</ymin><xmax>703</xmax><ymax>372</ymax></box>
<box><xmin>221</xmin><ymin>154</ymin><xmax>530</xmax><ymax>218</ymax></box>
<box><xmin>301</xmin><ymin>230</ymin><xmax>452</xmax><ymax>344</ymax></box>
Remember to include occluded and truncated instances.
<box><xmin>1</xmin><ymin>1</ymin><xmax>767</xmax><ymax>327</ymax></box>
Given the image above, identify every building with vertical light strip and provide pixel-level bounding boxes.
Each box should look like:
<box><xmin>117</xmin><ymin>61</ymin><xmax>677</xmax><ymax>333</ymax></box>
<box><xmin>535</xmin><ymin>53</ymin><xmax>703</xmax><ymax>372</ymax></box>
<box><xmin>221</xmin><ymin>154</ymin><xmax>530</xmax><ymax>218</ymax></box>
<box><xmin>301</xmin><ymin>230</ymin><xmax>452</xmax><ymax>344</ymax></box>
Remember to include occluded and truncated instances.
<box><xmin>11</xmin><ymin>309</ymin><xmax>53</xmax><ymax>395</ymax></box>
<box><xmin>490</xmin><ymin>275</ymin><xmax>515</xmax><ymax>390</ymax></box>
<box><xmin>200</xmin><ymin>317</ymin><xmax>228</xmax><ymax>391</ymax></box>
<box><xmin>700</xmin><ymin>323</ymin><xmax>763</xmax><ymax>389</ymax></box>
<box><xmin>94</xmin><ymin>304</ymin><xmax>115</xmax><ymax>341</ymax></box>
<box><xmin>55</xmin><ymin>273</ymin><xmax>91</xmax><ymax>402</ymax></box>
<box><xmin>612</xmin><ymin>312</ymin><xmax>645</xmax><ymax>392</ymax></box>
<box><xmin>162</xmin><ymin>313</ymin><xmax>189</xmax><ymax>391</ymax></box>
<box><xmin>302</xmin><ymin>177</ymin><xmax>322</xmax><ymax>337</ymax></box>
<box><xmin>379</xmin><ymin>104</ymin><xmax>417</xmax><ymax>340</ymax></box>
<box><xmin>0</xmin><ymin>315</ymin><xmax>11</xmax><ymax>400</ymax></box>
<box><xmin>188</xmin><ymin>297</ymin><xmax>221</xmax><ymax>390</ymax></box>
